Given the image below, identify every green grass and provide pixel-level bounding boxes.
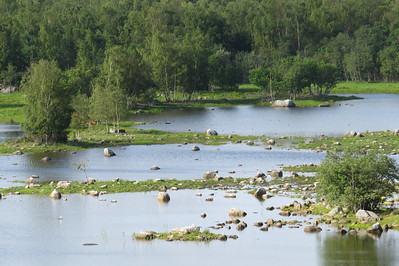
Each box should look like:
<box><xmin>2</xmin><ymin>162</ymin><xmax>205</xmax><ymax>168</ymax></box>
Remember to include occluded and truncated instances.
<box><xmin>0</xmin><ymin>123</ymin><xmax>263</xmax><ymax>154</ymax></box>
<box><xmin>0</xmin><ymin>178</ymin><xmax>247</xmax><ymax>196</ymax></box>
<box><xmin>297</xmin><ymin>130</ymin><xmax>399</xmax><ymax>154</ymax></box>
<box><xmin>332</xmin><ymin>81</ymin><xmax>399</xmax><ymax>94</ymax></box>
<box><xmin>0</xmin><ymin>92</ymin><xmax>25</xmax><ymax>123</ymax></box>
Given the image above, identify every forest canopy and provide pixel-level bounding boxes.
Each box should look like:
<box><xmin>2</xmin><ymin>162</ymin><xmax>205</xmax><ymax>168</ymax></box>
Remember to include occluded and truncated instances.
<box><xmin>2</xmin><ymin>0</ymin><xmax>399</xmax><ymax>140</ymax></box>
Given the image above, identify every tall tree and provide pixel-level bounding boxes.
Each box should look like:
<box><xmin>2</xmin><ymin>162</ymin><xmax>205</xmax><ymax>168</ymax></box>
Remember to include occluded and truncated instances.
<box><xmin>22</xmin><ymin>59</ymin><xmax>71</xmax><ymax>143</ymax></box>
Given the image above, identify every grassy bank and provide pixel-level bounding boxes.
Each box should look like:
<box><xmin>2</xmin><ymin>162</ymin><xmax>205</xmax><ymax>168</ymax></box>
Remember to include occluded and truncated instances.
<box><xmin>0</xmin><ymin>178</ymin><xmax>247</xmax><ymax>196</ymax></box>
<box><xmin>332</xmin><ymin>81</ymin><xmax>399</xmax><ymax>94</ymax></box>
<box><xmin>0</xmin><ymin>122</ymin><xmax>263</xmax><ymax>154</ymax></box>
<box><xmin>0</xmin><ymin>91</ymin><xmax>25</xmax><ymax>123</ymax></box>
<box><xmin>297</xmin><ymin>130</ymin><xmax>399</xmax><ymax>154</ymax></box>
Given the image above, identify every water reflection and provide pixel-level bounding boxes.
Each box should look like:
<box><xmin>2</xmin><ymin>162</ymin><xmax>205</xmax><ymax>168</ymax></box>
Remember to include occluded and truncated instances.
<box><xmin>132</xmin><ymin>94</ymin><xmax>399</xmax><ymax>136</ymax></box>
<box><xmin>0</xmin><ymin>190</ymin><xmax>397</xmax><ymax>265</ymax></box>
<box><xmin>321</xmin><ymin>232</ymin><xmax>398</xmax><ymax>266</ymax></box>
<box><xmin>0</xmin><ymin>123</ymin><xmax>23</xmax><ymax>142</ymax></box>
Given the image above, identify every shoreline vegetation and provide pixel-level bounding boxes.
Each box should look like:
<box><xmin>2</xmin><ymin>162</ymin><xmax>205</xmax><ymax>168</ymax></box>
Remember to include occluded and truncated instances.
<box><xmin>2</xmin><ymin>81</ymin><xmax>399</xmax><ymax>124</ymax></box>
<box><xmin>1</xmin><ymin>82</ymin><xmax>399</xmax><ymax>239</ymax></box>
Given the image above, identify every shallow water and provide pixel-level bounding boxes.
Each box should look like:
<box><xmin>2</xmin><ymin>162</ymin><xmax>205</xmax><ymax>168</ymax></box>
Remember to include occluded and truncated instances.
<box><xmin>0</xmin><ymin>143</ymin><xmax>323</xmax><ymax>185</ymax></box>
<box><xmin>0</xmin><ymin>122</ymin><xmax>23</xmax><ymax>143</ymax></box>
<box><xmin>1</xmin><ymin>94</ymin><xmax>399</xmax><ymax>265</ymax></box>
<box><xmin>132</xmin><ymin>94</ymin><xmax>399</xmax><ymax>136</ymax></box>
<box><xmin>0</xmin><ymin>190</ymin><xmax>397</xmax><ymax>266</ymax></box>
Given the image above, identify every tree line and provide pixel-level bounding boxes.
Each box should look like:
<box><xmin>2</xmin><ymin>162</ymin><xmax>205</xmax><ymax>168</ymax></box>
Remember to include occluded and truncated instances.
<box><xmin>2</xmin><ymin>0</ymin><xmax>399</xmax><ymax>141</ymax></box>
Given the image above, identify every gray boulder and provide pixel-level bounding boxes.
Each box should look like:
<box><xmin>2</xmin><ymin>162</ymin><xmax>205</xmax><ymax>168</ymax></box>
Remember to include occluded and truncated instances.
<box><xmin>56</xmin><ymin>181</ymin><xmax>71</xmax><ymax>189</ymax></box>
<box><xmin>327</xmin><ymin>207</ymin><xmax>343</xmax><ymax>216</ymax></box>
<box><xmin>272</xmin><ymin>99</ymin><xmax>296</xmax><ymax>107</ymax></box>
<box><xmin>157</xmin><ymin>192</ymin><xmax>170</xmax><ymax>202</ymax></box>
<box><xmin>49</xmin><ymin>189</ymin><xmax>61</xmax><ymax>199</ymax></box>
<box><xmin>356</xmin><ymin>210</ymin><xmax>380</xmax><ymax>223</ymax></box>
<box><xmin>367</xmin><ymin>223</ymin><xmax>383</xmax><ymax>235</ymax></box>
<box><xmin>103</xmin><ymin>148</ymin><xmax>116</xmax><ymax>157</ymax></box>
<box><xmin>134</xmin><ymin>231</ymin><xmax>156</xmax><ymax>240</ymax></box>
<box><xmin>192</xmin><ymin>146</ymin><xmax>200</xmax><ymax>151</ymax></box>
<box><xmin>171</xmin><ymin>225</ymin><xmax>200</xmax><ymax>234</ymax></box>
<box><xmin>205</xmin><ymin>129</ymin><xmax>218</xmax><ymax>136</ymax></box>
<box><xmin>229</xmin><ymin>208</ymin><xmax>247</xmax><ymax>217</ymax></box>
<box><xmin>269</xmin><ymin>170</ymin><xmax>283</xmax><ymax>178</ymax></box>
<box><xmin>203</xmin><ymin>171</ymin><xmax>217</xmax><ymax>180</ymax></box>
<box><xmin>253</xmin><ymin>188</ymin><xmax>266</xmax><ymax>198</ymax></box>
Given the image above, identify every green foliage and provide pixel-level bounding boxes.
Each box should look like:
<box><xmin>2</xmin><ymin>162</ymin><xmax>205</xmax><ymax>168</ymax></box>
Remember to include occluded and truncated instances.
<box><xmin>21</xmin><ymin>60</ymin><xmax>71</xmax><ymax>143</ymax></box>
<box><xmin>316</xmin><ymin>150</ymin><xmax>399</xmax><ymax>212</ymax></box>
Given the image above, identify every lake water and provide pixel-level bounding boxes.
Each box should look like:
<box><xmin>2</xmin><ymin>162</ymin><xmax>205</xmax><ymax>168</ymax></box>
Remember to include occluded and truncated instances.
<box><xmin>1</xmin><ymin>94</ymin><xmax>399</xmax><ymax>265</ymax></box>
<box><xmin>0</xmin><ymin>122</ymin><xmax>23</xmax><ymax>143</ymax></box>
<box><xmin>0</xmin><ymin>144</ymin><xmax>324</xmax><ymax>185</ymax></box>
<box><xmin>0</xmin><ymin>190</ymin><xmax>397</xmax><ymax>266</ymax></box>
<box><xmin>132</xmin><ymin>94</ymin><xmax>399</xmax><ymax>136</ymax></box>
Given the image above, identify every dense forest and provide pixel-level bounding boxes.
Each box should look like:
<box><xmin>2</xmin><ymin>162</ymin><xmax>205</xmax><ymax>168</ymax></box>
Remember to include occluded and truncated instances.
<box><xmin>1</xmin><ymin>0</ymin><xmax>399</xmax><ymax>140</ymax></box>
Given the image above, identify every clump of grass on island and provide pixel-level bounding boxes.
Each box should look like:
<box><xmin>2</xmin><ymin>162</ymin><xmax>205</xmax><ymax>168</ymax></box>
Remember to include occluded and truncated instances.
<box><xmin>0</xmin><ymin>122</ymin><xmax>263</xmax><ymax>155</ymax></box>
<box><xmin>134</xmin><ymin>229</ymin><xmax>227</xmax><ymax>242</ymax></box>
<box><xmin>0</xmin><ymin>178</ymin><xmax>248</xmax><ymax>196</ymax></box>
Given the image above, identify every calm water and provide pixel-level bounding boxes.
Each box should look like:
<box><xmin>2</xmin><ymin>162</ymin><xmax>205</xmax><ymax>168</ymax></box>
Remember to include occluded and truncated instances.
<box><xmin>1</xmin><ymin>94</ymin><xmax>399</xmax><ymax>265</ymax></box>
<box><xmin>0</xmin><ymin>144</ymin><xmax>323</xmax><ymax>185</ymax></box>
<box><xmin>132</xmin><ymin>94</ymin><xmax>399</xmax><ymax>136</ymax></box>
<box><xmin>0</xmin><ymin>123</ymin><xmax>23</xmax><ymax>143</ymax></box>
<box><xmin>0</xmin><ymin>190</ymin><xmax>397</xmax><ymax>266</ymax></box>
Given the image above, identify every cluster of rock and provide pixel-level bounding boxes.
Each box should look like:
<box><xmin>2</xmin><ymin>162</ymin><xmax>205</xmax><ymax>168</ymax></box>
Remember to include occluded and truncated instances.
<box><xmin>343</xmin><ymin>131</ymin><xmax>364</xmax><ymax>137</ymax></box>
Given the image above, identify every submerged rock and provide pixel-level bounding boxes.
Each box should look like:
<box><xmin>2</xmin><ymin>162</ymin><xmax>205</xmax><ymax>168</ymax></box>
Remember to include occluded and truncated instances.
<box><xmin>304</xmin><ymin>225</ymin><xmax>322</xmax><ymax>233</ymax></box>
<box><xmin>192</xmin><ymin>146</ymin><xmax>200</xmax><ymax>151</ymax></box>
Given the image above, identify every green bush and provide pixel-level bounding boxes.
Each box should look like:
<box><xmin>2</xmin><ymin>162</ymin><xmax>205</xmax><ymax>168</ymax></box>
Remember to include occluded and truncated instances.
<box><xmin>316</xmin><ymin>150</ymin><xmax>399</xmax><ymax>212</ymax></box>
